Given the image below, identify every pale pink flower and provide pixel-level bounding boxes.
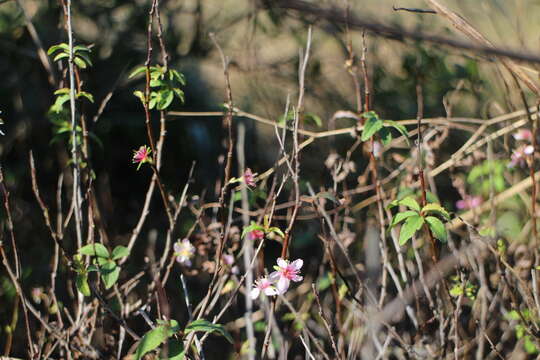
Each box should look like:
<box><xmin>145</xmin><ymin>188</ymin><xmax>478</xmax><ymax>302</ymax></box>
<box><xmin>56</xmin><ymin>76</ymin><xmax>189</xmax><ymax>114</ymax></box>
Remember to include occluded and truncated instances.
<box><xmin>243</xmin><ymin>168</ymin><xmax>257</xmax><ymax>187</ymax></box>
<box><xmin>509</xmin><ymin>145</ymin><xmax>534</xmax><ymax>168</ymax></box>
<box><xmin>269</xmin><ymin>258</ymin><xmax>303</xmax><ymax>294</ymax></box>
<box><xmin>223</xmin><ymin>254</ymin><xmax>239</xmax><ymax>274</ymax></box>
<box><xmin>31</xmin><ymin>287</ymin><xmax>43</xmax><ymax>304</ymax></box>
<box><xmin>250</xmin><ymin>277</ymin><xmax>278</xmax><ymax>299</ymax></box>
<box><xmin>371</xmin><ymin>141</ymin><xmax>382</xmax><ymax>158</ymax></box>
<box><xmin>248</xmin><ymin>229</ymin><xmax>265</xmax><ymax>241</ymax></box>
<box><xmin>456</xmin><ymin>195</ymin><xmax>483</xmax><ymax>210</ymax></box>
<box><xmin>174</xmin><ymin>239</ymin><xmax>195</xmax><ymax>266</ymax></box>
<box><xmin>513</xmin><ymin>129</ymin><xmax>533</xmax><ymax>142</ymax></box>
<box><xmin>132</xmin><ymin>145</ymin><xmax>152</xmax><ymax>170</ymax></box>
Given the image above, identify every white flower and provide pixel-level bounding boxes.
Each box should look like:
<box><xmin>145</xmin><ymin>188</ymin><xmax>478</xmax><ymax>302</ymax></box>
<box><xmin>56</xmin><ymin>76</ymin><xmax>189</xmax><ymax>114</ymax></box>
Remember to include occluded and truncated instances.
<box><xmin>174</xmin><ymin>239</ymin><xmax>195</xmax><ymax>266</ymax></box>
<box><xmin>250</xmin><ymin>277</ymin><xmax>278</xmax><ymax>299</ymax></box>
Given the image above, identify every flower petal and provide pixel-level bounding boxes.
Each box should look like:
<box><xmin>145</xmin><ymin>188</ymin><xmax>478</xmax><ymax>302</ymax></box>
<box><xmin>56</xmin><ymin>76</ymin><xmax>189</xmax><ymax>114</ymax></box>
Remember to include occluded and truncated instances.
<box><xmin>268</xmin><ymin>271</ymin><xmax>280</xmax><ymax>282</ymax></box>
<box><xmin>291</xmin><ymin>275</ymin><xmax>303</xmax><ymax>282</ymax></box>
<box><xmin>250</xmin><ymin>288</ymin><xmax>260</xmax><ymax>300</ymax></box>
<box><xmin>276</xmin><ymin>277</ymin><xmax>290</xmax><ymax>294</ymax></box>
<box><xmin>264</xmin><ymin>286</ymin><xmax>278</xmax><ymax>296</ymax></box>
<box><xmin>277</xmin><ymin>258</ymin><xmax>288</xmax><ymax>268</ymax></box>
<box><xmin>291</xmin><ymin>259</ymin><xmax>303</xmax><ymax>270</ymax></box>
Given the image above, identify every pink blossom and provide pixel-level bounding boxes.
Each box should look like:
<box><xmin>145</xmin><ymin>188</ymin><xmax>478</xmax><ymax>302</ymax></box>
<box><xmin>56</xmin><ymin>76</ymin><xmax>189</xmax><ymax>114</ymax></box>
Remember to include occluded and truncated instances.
<box><xmin>513</xmin><ymin>129</ymin><xmax>533</xmax><ymax>142</ymax></box>
<box><xmin>243</xmin><ymin>168</ymin><xmax>257</xmax><ymax>187</ymax></box>
<box><xmin>372</xmin><ymin>141</ymin><xmax>382</xmax><ymax>158</ymax></box>
<box><xmin>509</xmin><ymin>145</ymin><xmax>534</xmax><ymax>168</ymax></box>
<box><xmin>223</xmin><ymin>254</ymin><xmax>239</xmax><ymax>274</ymax></box>
<box><xmin>250</xmin><ymin>277</ymin><xmax>279</xmax><ymax>299</ymax></box>
<box><xmin>132</xmin><ymin>145</ymin><xmax>152</xmax><ymax>170</ymax></box>
<box><xmin>174</xmin><ymin>239</ymin><xmax>195</xmax><ymax>266</ymax></box>
<box><xmin>269</xmin><ymin>258</ymin><xmax>303</xmax><ymax>294</ymax></box>
<box><xmin>248</xmin><ymin>229</ymin><xmax>265</xmax><ymax>241</ymax></box>
<box><xmin>456</xmin><ymin>195</ymin><xmax>483</xmax><ymax>210</ymax></box>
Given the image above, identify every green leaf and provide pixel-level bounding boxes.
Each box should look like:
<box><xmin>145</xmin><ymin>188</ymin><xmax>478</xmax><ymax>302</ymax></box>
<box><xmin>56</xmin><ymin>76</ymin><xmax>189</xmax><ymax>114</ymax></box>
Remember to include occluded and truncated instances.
<box><xmin>101</xmin><ymin>263</ymin><xmax>120</xmax><ymax>289</ymax></box>
<box><xmin>162</xmin><ymin>338</ymin><xmax>185</xmax><ymax>360</ymax></box>
<box><xmin>524</xmin><ymin>336</ymin><xmax>538</xmax><ymax>354</ymax></box>
<box><xmin>361</xmin><ymin>111</ymin><xmax>383</xmax><ymax>141</ymax></box>
<box><xmin>73</xmin><ymin>45</ymin><xmax>91</xmax><ymax>53</ymax></box>
<box><xmin>379</xmin><ymin>127</ymin><xmax>392</xmax><ymax>146</ymax></box>
<box><xmin>53</xmin><ymin>52</ymin><xmax>69</xmax><ymax>62</ymax></box>
<box><xmin>47</xmin><ymin>43</ymin><xmax>69</xmax><ymax>55</ymax></box>
<box><xmin>77</xmin><ymin>91</ymin><xmax>94</xmax><ymax>103</ymax></box>
<box><xmin>149</xmin><ymin>97</ymin><xmax>157</xmax><ymax>110</ymax></box>
<box><xmin>135</xmin><ymin>325</ymin><xmax>170</xmax><ymax>360</ymax></box>
<box><xmin>74</xmin><ymin>57</ymin><xmax>87</xmax><ymax>69</ymax></box>
<box><xmin>173</xmin><ymin>88</ymin><xmax>185</xmax><ymax>103</ymax></box>
<box><xmin>51</xmin><ymin>94</ymin><xmax>70</xmax><ymax>113</ymax></box>
<box><xmin>384</xmin><ymin>120</ymin><xmax>410</xmax><ymax>145</ymax></box>
<box><xmin>267</xmin><ymin>227</ymin><xmax>285</xmax><ymax>238</ymax></box>
<box><xmin>421</xmin><ymin>203</ymin><xmax>450</xmax><ymax>220</ymax></box>
<box><xmin>76</xmin><ymin>273</ymin><xmax>91</xmax><ymax>296</ymax></box>
<box><xmin>157</xmin><ymin>90</ymin><xmax>174</xmax><ymax>110</ymax></box>
<box><xmin>77</xmin><ymin>53</ymin><xmax>93</xmax><ymax>67</ymax></box>
<box><xmin>184</xmin><ymin>319</ymin><xmax>233</xmax><ymax>344</ymax></box>
<box><xmin>449</xmin><ymin>284</ymin><xmax>463</xmax><ymax>297</ymax></box>
<box><xmin>398</xmin><ymin>215</ymin><xmax>424</xmax><ymax>246</ymax></box>
<box><xmin>241</xmin><ymin>223</ymin><xmax>264</xmax><ymax>239</ymax></box>
<box><xmin>389</xmin><ymin>210</ymin><xmax>418</xmax><ymax>228</ymax></box>
<box><xmin>398</xmin><ymin>197</ymin><xmax>421</xmax><ymax>212</ymax></box>
<box><xmin>129</xmin><ymin>66</ymin><xmax>147</xmax><ymax>79</ymax></box>
<box><xmin>79</xmin><ymin>243</ymin><xmax>109</xmax><ymax>258</ymax></box>
<box><xmin>425</xmin><ymin>216</ymin><xmax>447</xmax><ymax>242</ymax></box>
<box><xmin>304</xmin><ymin>113</ymin><xmax>322</xmax><ymax>127</ymax></box>
<box><xmin>54</xmin><ymin>88</ymin><xmax>70</xmax><ymax>95</ymax></box>
<box><xmin>133</xmin><ymin>90</ymin><xmax>146</xmax><ymax>103</ymax></box>
<box><xmin>112</xmin><ymin>246</ymin><xmax>130</xmax><ymax>260</ymax></box>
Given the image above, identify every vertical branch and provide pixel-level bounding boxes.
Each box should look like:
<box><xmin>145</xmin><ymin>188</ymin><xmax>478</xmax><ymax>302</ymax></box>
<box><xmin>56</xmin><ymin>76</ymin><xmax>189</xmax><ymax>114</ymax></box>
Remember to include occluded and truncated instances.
<box><xmin>416</xmin><ymin>83</ymin><xmax>438</xmax><ymax>264</ymax></box>
<box><xmin>209</xmin><ymin>32</ymin><xmax>235</xmax><ymax>272</ymax></box>
<box><xmin>237</xmin><ymin>122</ymin><xmax>256</xmax><ymax>360</ymax></box>
<box><xmin>66</xmin><ymin>0</ymin><xmax>83</xmax><ymax>251</ymax></box>
<box><xmin>144</xmin><ymin>0</ymin><xmax>158</xmax><ymax>155</ymax></box>
<box><xmin>281</xmin><ymin>26</ymin><xmax>312</xmax><ymax>259</ymax></box>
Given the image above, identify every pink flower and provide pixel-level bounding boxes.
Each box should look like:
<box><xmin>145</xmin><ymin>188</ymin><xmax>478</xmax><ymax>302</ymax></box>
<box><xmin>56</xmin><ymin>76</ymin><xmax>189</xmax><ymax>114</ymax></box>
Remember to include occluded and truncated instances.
<box><xmin>248</xmin><ymin>229</ymin><xmax>265</xmax><ymax>241</ymax></box>
<box><xmin>223</xmin><ymin>254</ymin><xmax>239</xmax><ymax>274</ymax></box>
<box><xmin>513</xmin><ymin>129</ymin><xmax>533</xmax><ymax>142</ymax></box>
<box><xmin>456</xmin><ymin>195</ymin><xmax>483</xmax><ymax>210</ymax></box>
<box><xmin>250</xmin><ymin>277</ymin><xmax>278</xmax><ymax>299</ymax></box>
<box><xmin>509</xmin><ymin>145</ymin><xmax>534</xmax><ymax>168</ymax></box>
<box><xmin>269</xmin><ymin>258</ymin><xmax>303</xmax><ymax>294</ymax></box>
<box><xmin>132</xmin><ymin>145</ymin><xmax>152</xmax><ymax>170</ymax></box>
<box><xmin>174</xmin><ymin>239</ymin><xmax>195</xmax><ymax>266</ymax></box>
<box><xmin>372</xmin><ymin>141</ymin><xmax>382</xmax><ymax>158</ymax></box>
<box><xmin>243</xmin><ymin>168</ymin><xmax>257</xmax><ymax>187</ymax></box>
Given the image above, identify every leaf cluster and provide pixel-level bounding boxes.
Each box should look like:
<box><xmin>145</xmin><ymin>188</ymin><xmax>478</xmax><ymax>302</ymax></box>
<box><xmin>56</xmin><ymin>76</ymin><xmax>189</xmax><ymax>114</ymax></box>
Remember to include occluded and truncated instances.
<box><xmin>74</xmin><ymin>243</ymin><xmax>130</xmax><ymax>295</ymax></box>
<box><xmin>388</xmin><ymin>196</ymin><xmax>451</xmax><ymax>245</ymax></box>
<box><xmin>361</xmin><ymin>111</ymin><xmax>409</xmax><ymax>146</ymax></box>
<box><xmin>130</xmin><ymin>65</ymin><xmax>185</xmax><ymax>110</ymax></box>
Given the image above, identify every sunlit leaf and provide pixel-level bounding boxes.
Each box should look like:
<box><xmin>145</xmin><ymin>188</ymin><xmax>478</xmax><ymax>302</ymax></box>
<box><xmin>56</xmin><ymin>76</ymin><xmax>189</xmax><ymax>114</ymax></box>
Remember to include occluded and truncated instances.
<box><xmin>398</xmin><ymin>215</ymin><xmax>424</xmax><ymax>245</ymax></box>
<box><xmin>184</xmin><ymin>319</ymin><xmax>233</xmax><ymax>344</ymax></box>
<box><xmin>425</xmin><ymin>216</ymin><xmax>447</xmax><ymax>242</ymax></box>
<box><xmin>79</xmin><ymin>243</ymin><xmax>109</xmax><ymax>258</ymax></box>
